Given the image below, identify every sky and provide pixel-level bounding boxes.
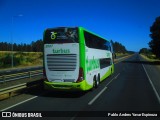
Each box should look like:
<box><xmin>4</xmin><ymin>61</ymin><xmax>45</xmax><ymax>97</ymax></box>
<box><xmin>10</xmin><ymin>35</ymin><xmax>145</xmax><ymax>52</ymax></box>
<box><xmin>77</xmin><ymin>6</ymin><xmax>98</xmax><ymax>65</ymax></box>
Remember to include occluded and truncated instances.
<box><xmin>0</xmin><ymin>0</ymin><xmax>160</xmax><ymax>52</ymax></box>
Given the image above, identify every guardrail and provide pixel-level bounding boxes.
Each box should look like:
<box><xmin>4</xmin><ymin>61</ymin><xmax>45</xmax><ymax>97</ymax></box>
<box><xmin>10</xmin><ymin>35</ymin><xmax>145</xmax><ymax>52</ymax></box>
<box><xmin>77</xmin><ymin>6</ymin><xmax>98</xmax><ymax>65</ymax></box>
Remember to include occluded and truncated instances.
<box><xmin>0</xmin><ymin>79</ymin><xmax>43</xmax><ymax>100</ymax></box>
<box><xmin>0</xmin><ymin>70</ymin><xmax>43</xmax><ymax>83</ymax></box>
<box><xmin>0</xmin><ymin>83</ymin><xmax>27</xmax><ymax>100</ymax></box>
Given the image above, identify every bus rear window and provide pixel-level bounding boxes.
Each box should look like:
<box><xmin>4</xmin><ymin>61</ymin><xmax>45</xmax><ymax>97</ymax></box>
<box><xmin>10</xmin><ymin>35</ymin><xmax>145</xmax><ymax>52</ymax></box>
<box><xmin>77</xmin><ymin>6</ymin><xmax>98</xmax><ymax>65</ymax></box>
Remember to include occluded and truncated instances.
<box><xmin>44</xmin><ymin>27</ymin><xmax>78</xmax><ymax>44</ymax></box>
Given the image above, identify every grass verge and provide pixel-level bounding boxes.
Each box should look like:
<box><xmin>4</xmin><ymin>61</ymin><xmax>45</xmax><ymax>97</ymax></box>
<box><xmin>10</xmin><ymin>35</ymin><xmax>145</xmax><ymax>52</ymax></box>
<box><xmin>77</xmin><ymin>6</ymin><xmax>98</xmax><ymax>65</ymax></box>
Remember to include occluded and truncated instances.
<box><xmin>0</xmin><ymin>51</ymin><xmax>43</xmax><ymax>70</ymax></box>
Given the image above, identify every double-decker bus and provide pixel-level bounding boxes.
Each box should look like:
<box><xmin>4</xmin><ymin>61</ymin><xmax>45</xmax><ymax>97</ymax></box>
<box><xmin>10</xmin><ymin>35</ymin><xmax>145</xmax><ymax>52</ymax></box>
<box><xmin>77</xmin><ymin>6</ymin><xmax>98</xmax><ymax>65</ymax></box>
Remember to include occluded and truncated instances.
<box><xmin>43</xmin><ymin>27</ymin><xmax>114</xmax><ymax>91</ymax></box>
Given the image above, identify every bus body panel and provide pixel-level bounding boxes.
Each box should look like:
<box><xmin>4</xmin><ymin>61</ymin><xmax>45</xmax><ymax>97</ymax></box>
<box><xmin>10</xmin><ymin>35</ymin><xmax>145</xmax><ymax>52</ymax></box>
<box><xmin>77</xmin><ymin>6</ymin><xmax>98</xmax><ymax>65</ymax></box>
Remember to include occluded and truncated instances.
<box><xmin>44</xmin><ymin>79</ymin><xmax>92</xmax><ymax>91</ymax></box>
<box><xmin>100</xmin><ymin>64</ymin><xmax>114</xmax><ymax>81</ymax></box>
<box><xmin>44</xmin><ymin>43</ymin><xmax>79</xmax><ymax>83</ymax></box>
<box><xmin>85</xmin><ymin>46</ymin><xmax>113</xmax><ymax>86</ymax></box>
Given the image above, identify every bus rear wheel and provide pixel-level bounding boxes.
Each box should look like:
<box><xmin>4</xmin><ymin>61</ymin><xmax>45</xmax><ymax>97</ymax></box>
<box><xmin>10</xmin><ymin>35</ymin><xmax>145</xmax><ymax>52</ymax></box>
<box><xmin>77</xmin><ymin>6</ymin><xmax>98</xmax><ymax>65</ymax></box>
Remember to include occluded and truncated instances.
<box><xmin>93</xmin><ymin>76</ymin><xmax>98</xmax><ymax>88</ymax></box>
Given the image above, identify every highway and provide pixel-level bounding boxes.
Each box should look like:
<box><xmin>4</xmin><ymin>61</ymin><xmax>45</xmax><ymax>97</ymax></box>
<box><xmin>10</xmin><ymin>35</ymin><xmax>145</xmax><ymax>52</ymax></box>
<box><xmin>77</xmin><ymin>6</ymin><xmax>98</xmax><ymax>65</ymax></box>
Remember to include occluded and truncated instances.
<box><xmin>0</xmin><ymin>54</ymin><xmax>160</xmax><ymax>119</ymax></box>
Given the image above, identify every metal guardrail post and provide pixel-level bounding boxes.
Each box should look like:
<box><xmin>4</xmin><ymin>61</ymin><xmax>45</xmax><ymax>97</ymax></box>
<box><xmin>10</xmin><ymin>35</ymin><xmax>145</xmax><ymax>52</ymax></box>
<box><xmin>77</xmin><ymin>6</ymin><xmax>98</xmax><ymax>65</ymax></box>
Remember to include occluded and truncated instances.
<box><xmin>29</xmin><ymin>71</ymin><xmax>31</xmax><ymax>78</ymax></box>
<box><xmin>3</xmin><ymin>75</ymin><xmax>5</xmax><ymax>83</ymax></box>
<box><xmin>9</xmin><ymin>92</ymin><xmax>12</xmax><ymax>98</ymax></box>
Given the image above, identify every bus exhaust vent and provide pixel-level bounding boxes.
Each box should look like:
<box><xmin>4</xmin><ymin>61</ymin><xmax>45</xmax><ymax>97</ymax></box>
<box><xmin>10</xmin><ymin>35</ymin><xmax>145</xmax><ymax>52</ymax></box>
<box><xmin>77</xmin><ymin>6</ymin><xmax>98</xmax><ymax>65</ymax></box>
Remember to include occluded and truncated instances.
<box><xmin>47</xmin><ymin>54</ymin><xmax>77</xmax><ymax>71</ymax></box>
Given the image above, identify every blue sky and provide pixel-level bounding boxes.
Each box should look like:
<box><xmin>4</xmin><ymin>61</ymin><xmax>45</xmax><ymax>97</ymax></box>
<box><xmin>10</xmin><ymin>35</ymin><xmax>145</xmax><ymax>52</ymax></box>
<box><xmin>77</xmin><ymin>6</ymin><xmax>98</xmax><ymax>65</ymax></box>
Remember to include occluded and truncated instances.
<box><xmin>0</xmin><ymin>0</ymin><xmax>160</xmax><ymax>52</ymax></box>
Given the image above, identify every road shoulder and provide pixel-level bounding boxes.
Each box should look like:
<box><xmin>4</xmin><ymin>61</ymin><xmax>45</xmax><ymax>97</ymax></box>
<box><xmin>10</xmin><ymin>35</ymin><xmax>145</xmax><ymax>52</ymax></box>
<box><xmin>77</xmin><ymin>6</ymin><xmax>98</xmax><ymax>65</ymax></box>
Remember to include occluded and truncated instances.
<box><xmin>140</xmin><ymin>54</ymin><xmax>160</xmax><ymax>104</ymax></box>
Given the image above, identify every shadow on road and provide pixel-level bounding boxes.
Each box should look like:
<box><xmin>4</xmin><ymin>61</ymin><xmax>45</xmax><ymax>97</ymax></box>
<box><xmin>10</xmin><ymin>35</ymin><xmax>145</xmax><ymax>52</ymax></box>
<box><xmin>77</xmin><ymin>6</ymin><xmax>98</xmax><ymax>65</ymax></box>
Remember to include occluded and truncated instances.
<box><xmin>42</xmin><ymin>90</ymin><xmax>86</xmax><ymax>98</ymax></box>
<box><xmin>24</xmin><ymin>84</ymin><xmax>86</xmax><ymax>98</ymax></box>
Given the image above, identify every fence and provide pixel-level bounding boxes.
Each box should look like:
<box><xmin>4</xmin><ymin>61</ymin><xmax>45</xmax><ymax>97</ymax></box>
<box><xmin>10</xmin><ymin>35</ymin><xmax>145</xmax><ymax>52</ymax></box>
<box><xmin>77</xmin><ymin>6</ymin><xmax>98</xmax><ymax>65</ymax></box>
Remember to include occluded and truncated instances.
<box><xmin>0</xmin><ymin>70</ymin><xmax>43</xmax><ymax>83</ymax></box>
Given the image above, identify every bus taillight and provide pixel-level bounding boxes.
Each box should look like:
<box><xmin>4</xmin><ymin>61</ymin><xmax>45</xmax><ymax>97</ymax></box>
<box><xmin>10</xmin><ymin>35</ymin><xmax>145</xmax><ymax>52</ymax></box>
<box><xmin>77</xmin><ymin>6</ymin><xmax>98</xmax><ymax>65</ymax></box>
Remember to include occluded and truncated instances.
<box><xmin>76</xmin><ymin>67</ymin><xmax>84</xmax><ymax>83</ymax></box>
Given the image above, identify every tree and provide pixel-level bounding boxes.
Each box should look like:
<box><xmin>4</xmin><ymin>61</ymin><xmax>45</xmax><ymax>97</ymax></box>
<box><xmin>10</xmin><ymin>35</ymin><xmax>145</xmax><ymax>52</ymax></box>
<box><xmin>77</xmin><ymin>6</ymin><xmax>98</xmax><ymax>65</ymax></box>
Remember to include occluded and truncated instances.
<box><xmin>31</xmin><ymin>39</ymin><xmax>43</xmax><ymax>52</ymax></box>
<box><xmin>139</xmin><ymin>48</ymin><xmax>151</xmax><ymax>54</ymax></box>
<box><xmin>149</xmin><ymin>16</ymin><xmax>160</xmax><ymax>58</ymax></box>
<box><xmin>112</xmin><ymin>41</ymin><xmax>127</xmax><ymax>54</ymax></box>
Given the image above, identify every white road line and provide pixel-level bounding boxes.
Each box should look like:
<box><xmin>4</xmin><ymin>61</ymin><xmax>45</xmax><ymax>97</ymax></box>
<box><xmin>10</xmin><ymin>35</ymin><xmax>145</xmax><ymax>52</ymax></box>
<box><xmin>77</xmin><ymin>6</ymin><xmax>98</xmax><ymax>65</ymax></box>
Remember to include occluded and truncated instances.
<box><xmin>106</xmin><ymin>73</ymin><xmax>120</xmax><ymax>86</ymax></box>
<box><xmin>0</xmin><ymin>96</ymin><xmax>38</xmax><ymax>111</ymax></box>
<box><xmin>88</xmin><ymin>87</ymin><xmax>108</xmax><ymax>105</ymax></box>
<box><xmin>70</xmin><ymin>113</ymin><xmax>78</xmax><ymax>120</ymax></box>
<box><xmin>88</xmin><ymin>73</ymin><xmax>120</xmax><ymax>105</ymax></box>
<box><xmin>114</xmin><ymin>73</ymin><xmax>120</xmax><ymax>79</ymax></box>
<box><xmin>142</xmin><ymin>64</ymin><xmax>160</xmax><ymax>104</ymax></box>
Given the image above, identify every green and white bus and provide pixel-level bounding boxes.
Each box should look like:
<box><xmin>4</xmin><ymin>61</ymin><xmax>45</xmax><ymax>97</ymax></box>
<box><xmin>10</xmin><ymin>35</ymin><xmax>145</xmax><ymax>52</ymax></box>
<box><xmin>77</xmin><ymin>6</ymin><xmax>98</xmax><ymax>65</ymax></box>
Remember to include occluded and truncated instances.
<box><xmin>43</xmin><ymin>27</ymin><xmax>114</xmax><ymax>91</ymax></box>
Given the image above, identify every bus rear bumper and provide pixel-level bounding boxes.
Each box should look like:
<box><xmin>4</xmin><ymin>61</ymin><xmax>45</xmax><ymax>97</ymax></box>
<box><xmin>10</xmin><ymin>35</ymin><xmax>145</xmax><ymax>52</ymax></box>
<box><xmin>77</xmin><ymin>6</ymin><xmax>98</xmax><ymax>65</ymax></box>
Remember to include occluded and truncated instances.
<box><xmin>44</xmin><ymin>80</ymin><xmax>88</xmax><ymax>91</ymax></box>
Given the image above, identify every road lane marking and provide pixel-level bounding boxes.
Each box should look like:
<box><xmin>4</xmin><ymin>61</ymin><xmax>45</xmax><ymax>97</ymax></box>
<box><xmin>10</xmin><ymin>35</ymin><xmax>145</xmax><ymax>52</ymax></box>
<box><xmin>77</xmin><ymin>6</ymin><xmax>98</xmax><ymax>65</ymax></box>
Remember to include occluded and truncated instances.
<box><xmin>106</xmin><ymin>73</ymin><xmax>120</xmax><ymax>86</ymax></box>
<box><xmin>142</xmin><ymin>64</ymin><xmax>160</xmax><ymax>104</ymax></box>
<box><xmin>88</xmin><ymin>73</ymin><xmax>120</xmax><ymax>105</ymax></box>
<box><xmin>88</xmin><ymin>87</ymin><xmax>107</xmax><ymax>105</ymax></box>
<box><xmin>0</xmin><ymin>96</ymin><xmax>38</xmax><ymax>111</ymax></box>
<box><xmin>114</xmin><ymin>73</ymin><xmax>120</xmax><ymax>79</ymax></box>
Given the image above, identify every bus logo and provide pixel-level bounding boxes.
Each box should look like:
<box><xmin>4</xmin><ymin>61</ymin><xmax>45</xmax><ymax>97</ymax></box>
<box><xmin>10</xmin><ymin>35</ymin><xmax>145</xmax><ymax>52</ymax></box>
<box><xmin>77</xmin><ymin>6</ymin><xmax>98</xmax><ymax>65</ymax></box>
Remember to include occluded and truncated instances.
<box><xmin>51</xmin><ymin>32</ymin><xmax>57</xmax><ymax>40</ymax></box>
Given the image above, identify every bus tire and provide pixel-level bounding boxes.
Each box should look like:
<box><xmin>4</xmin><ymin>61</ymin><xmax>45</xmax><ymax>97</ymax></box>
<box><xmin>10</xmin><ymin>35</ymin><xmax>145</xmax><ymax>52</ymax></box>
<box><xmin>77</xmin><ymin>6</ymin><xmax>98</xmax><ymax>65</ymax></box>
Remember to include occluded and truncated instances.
<box><xmin>93</xmin><ymin>76</ymin><xmax>98</xmax><ymax>88</ymax></box>
<box><xmin>111</xmin><ymin>68</ymin><xmax>113</xmax><ymax>75</ymax></box>
<box><xmin>98</xmin><ymin>74</ymin><xmax>100</xmax><ymax>84</ymax></box>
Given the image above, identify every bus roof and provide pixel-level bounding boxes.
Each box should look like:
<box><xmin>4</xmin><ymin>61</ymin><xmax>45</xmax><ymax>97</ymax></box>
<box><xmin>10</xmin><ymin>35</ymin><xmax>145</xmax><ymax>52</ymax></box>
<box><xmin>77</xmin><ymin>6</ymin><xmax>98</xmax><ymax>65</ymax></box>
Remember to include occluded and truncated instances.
<box><xmin>78</xmin><ymin>27</ymin><xmax>110</xmax><ymax>42</ymax></box>
<box><xmin>44</xmin><ymin>27</ymin><xmax>110</xmax><ymax>42</ymax></box>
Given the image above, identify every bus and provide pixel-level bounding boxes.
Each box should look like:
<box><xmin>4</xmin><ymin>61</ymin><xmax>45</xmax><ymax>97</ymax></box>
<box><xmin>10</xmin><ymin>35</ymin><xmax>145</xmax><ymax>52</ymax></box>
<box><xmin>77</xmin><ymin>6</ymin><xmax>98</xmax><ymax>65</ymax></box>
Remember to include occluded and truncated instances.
<box><xmin>43</xmin><ymin>27</ymin><xmax>114</xmax><ymax>91</ymax></box>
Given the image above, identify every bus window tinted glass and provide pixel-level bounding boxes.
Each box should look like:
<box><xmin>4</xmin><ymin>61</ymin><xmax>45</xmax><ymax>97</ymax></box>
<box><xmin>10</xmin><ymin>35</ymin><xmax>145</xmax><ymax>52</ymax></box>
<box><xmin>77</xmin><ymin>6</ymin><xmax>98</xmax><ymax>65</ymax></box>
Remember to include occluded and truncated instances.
<box><xmin>84</xmin><ymin>31</ymin><xmax>110</xmax><ymax>51</ymax></box>
<box><xmin>44</xmin><ymin>27</ymin><xmax>78</xmax><ymax>44</ymax></box>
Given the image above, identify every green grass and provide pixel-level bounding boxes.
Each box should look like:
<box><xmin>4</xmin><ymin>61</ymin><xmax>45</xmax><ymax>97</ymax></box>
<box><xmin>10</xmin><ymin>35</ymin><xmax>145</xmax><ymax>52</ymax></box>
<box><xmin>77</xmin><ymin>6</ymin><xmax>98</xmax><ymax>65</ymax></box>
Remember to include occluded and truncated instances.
<box><xmin>0</xmin><ymin>51</ymin><xmax>43</xmax><ymax>69</ymax></box>
<box><xmin>115</xmin><ymin>53</ymin><xmax>129</xmax><ymax>57</ymax></box>
<box><xmin>140</xmin><ymin>53</ymin><xmax>160</xmax><ymax>62</ymax></box>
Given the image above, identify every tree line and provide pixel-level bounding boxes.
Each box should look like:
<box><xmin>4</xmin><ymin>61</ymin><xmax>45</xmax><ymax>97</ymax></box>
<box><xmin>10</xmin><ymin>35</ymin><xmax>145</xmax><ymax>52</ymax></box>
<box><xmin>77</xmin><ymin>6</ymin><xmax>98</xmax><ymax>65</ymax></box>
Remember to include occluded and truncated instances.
<box><xmin>0</xmin><ymin>39</ymin><xmax>128</xmax><ymax>54</ymax></box>
<box><xmin>111</xmin><ymin>40</ymin><xmax>127</xmax><ymax>54</ymax></box>
<box><xmin>0</xmin><ymin>39</ymin><xmax>43</xmax><ymax>52</ymax></box>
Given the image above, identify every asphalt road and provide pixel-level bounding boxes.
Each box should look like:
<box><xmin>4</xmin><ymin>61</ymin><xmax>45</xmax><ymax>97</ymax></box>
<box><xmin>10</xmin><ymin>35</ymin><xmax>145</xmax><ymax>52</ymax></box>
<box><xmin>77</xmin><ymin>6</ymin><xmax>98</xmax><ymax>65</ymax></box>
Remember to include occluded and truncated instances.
<box><xmin>0</xmin><ymin>54</ymin><xmax>160</xmax><ymax>119</ymax></box>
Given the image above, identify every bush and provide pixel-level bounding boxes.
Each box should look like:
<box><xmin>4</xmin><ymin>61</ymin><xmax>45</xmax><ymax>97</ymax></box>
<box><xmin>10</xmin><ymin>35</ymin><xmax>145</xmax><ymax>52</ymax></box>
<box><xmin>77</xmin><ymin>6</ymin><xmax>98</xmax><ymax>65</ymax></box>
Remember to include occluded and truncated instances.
<box><xmin>0</xmin><ymin>52</ymin><xmax>43</xmax><ymax>69</ymax></box>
